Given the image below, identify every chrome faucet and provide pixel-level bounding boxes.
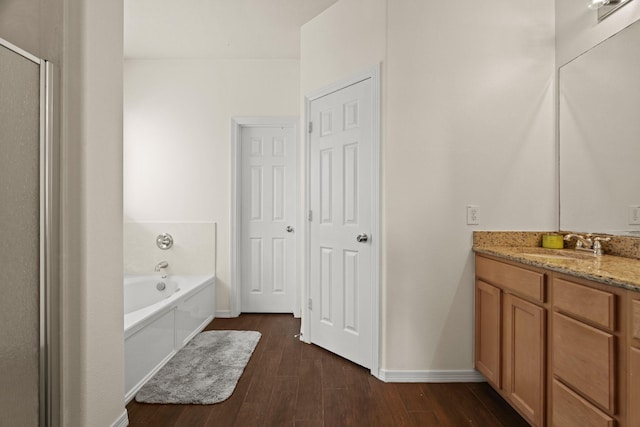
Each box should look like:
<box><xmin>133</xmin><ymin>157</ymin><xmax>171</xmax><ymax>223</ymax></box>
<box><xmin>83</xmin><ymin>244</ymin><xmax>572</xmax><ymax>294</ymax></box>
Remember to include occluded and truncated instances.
<box><xmin>564</xmin><ymin>234</ymin><xmax>611</xmax><ymax>256</ymax></box>
<box><xmin>564</xmin><ymin>233</ymin><xmax>593</xmax><ymax>249</ymax></box>
<box><xmin>154</xmin><ymin>261</ymin><xmax>169</xmax><ymax>271</ymax></box>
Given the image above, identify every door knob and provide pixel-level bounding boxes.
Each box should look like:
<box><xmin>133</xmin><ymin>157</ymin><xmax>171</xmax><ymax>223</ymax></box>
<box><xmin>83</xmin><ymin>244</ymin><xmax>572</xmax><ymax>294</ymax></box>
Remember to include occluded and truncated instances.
<box><xmin>356</xmin><ymin>233</ymin><xmax>368</xmax><ymax>243</ymax></box>
<box><xmin>286</xmin><ymin>226</ymin><xmax>294</xmax><ymax>233</ymax></box>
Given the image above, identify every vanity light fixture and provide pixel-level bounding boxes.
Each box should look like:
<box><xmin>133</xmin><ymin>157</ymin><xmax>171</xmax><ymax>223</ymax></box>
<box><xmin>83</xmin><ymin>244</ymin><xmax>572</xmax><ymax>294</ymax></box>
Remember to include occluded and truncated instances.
<box><xmin>588</xmin><ymin>0</ymin><xmax>634</xmax><ymax>21</ymax></box>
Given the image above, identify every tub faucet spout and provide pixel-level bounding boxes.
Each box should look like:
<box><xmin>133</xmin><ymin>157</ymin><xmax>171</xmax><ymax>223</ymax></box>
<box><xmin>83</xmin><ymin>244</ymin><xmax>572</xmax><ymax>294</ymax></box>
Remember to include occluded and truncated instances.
<box><xmin>155</xmin><ymin>261</ymin><xmax>168</xmax><ymax>272</ymax></box>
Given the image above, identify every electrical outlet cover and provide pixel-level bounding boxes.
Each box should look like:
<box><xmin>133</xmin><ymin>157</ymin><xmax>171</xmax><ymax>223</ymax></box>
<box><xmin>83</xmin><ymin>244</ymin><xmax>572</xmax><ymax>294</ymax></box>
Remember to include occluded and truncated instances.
<box><xmin>467</xmin><ymin>205</ymin><xmax>480</xmax><ymax>225</ymax></box>
<box><xmin>629</xmin><ymin>206</ymin><xmax>640</xmax><ymax>225</ymax></box>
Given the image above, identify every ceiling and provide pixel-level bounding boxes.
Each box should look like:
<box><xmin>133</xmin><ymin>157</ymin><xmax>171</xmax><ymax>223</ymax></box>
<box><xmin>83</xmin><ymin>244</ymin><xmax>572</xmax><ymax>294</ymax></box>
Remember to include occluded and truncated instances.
<box><xmin>124</xmin><ymin>0</ymin><xmax>339</xmax><ymax>59</ymax></box>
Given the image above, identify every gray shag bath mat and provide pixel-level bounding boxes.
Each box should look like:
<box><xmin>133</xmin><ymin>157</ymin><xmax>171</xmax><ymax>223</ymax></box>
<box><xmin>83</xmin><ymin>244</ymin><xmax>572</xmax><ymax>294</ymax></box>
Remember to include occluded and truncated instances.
<box><xmin>135</xmin><ymin>330</ymin><xmax>261</xmax><ymax>404</ymax></box>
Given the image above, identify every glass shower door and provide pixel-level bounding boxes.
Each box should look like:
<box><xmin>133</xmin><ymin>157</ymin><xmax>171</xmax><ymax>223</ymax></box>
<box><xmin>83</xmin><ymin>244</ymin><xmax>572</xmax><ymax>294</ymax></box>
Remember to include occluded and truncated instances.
<box><xmin>0</xmin><ymin>40</ymin><xmax>44</xmax><ymax>426</ymax></box>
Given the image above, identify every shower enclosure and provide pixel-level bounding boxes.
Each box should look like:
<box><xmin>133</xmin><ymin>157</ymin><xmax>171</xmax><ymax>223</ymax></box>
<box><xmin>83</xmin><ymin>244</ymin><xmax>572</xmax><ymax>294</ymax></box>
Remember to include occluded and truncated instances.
<box><xmin>0</xmin><ymin>38</ymin><xmax>55</xmax><ymax>426</ymax></box>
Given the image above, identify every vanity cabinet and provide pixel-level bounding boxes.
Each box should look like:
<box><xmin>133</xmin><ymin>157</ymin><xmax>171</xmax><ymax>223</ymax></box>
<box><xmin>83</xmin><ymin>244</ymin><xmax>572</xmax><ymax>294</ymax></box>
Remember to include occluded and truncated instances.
<box><xmin>475</xmin><ymin>253</ymin><xmax>640</xmax><ymax>427</ymax></box>
<box><xmin>475</xmin><ymin>256</ymin><xmax>546</xmax><ymax>426</ymax></box>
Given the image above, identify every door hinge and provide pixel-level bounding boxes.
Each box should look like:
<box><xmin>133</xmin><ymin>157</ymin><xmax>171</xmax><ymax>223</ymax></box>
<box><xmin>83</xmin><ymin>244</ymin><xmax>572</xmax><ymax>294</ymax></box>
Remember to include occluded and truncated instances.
<box><xmin>308</xmin><ymin>298</ymin><xmax>313</xmax><ymax>310</ymax></box>
<box><xmin>308</xmin><ymin>121</ymin><xmax>313</xmax><ymax>134</ymax></box>
<box><xmin>308</xmin><ymin>210</ymin><xmax>312</xmax><ymax>221</ymax></box>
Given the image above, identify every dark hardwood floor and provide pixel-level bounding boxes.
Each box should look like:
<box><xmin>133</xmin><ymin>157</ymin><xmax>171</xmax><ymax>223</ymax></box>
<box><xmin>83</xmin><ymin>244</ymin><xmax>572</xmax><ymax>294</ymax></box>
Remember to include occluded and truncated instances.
<box><xmin>126</xmin><ymin>314</ymin><xmax>528</xmax><ymax>427</ymax></box>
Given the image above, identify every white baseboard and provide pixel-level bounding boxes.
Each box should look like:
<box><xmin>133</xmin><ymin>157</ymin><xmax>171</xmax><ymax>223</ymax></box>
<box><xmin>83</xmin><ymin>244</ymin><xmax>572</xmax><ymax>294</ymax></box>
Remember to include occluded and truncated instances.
<box><xmin>215</xmin><ymin>310</ymin><xmax>234</xmax><ymax>318</ymax></box>
<box><xmin>377</xmin><ymin>369</ymin><xmax>486</xmax><ymax>383</ymax></box>
<box><xmin>215</xmin><ymin>311</ymin><xmax>302</xmax><ymax>318</ymax></box>
<box><xmin>111</xmin><ymin>410</ymin><xmax>129</xmax><ymax>427</ymax></box>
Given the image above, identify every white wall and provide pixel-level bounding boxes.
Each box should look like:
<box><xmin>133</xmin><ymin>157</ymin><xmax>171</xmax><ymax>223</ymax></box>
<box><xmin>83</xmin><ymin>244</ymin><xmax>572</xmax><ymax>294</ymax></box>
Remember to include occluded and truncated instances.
<box><xmin>301</xmin><ymin>0</ymin><xmax>556</xmax><ymax>375</ymax></box>
<box><xmin>300</xmin><ymin>0</ymin><xmax>387</xmax><ymax>93</ymax></box>
<box><xmin>63</xmin><ymin>1</ymin><xmax>127</xmax><ymax>426</ymax></box>
<box><xmin>384</xmin><ymin>0</ymin><xmax>556</xmax><ymax>373</ymax></box>
<box><xmin>556</xmin><ymin>0</ymin><xmax>640</xmax><ymax>66</ymax></box>
<box><xmin>123</xmin><ymin>59</ymin><xmax>300</xmax><ymax>314</ymax></box>
<box><xmin>124</xmin><ymin>222</ymin><xmax>216</xmax><ymax>275</ymax></box>
<box><xmin>2</xmin><ymin>1</ymin><xmax>128</xmax><ymax>424</ymax></box>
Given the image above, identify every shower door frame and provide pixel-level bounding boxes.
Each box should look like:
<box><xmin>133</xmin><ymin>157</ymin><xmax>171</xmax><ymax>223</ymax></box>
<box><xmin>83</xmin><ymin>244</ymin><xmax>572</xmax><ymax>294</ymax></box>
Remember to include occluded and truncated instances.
<box><xmin>0</xmin><ymin>37</ymin><xmax>56</xmax><ymax>427</ymax></box>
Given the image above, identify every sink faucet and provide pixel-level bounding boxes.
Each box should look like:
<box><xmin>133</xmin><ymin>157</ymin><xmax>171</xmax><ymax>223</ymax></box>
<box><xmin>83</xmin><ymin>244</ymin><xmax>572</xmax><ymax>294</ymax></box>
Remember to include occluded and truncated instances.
<box><xmin>564</xmin><ymin>234</ymin><xmax>611</xmax><ymax>256</ymax></box>
<box><xmin>155</xmin><ymin>261</ymin><xmax>169</xmax><ymax>278</ymax></box>
<box><xmin>564</xmin><ymin>233</ymin><xmax>593</xmax><ymax>249</ymax></box>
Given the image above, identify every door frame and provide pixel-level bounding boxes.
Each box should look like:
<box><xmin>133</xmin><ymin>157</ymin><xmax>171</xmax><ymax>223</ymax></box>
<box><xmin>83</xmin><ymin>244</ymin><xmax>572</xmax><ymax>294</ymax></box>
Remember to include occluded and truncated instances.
<box><xmin>303</xmin><ymin>64</ymin><xmax>381</xmax><ymax>377</ymax></box>
<box><xmin>230</xmin><ymin>117</ymin><xmax>301</xmax><ymax>318</ymax></box>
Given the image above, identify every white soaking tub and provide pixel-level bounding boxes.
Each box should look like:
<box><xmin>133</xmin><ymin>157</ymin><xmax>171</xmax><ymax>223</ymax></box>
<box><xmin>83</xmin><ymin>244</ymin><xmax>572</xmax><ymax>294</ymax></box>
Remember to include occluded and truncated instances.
<box><xmin>124</xmin><ymin>274</ymin><xmax>215</xmax><ymax>402</ymax></box>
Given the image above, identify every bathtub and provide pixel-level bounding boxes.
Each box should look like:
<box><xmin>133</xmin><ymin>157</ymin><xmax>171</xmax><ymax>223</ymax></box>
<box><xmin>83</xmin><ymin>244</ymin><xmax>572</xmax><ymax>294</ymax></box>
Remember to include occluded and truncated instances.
<box><xmin>124</xmin><ymin>274</ymin><xmax>215</xmax><ymax>403</ymax></box>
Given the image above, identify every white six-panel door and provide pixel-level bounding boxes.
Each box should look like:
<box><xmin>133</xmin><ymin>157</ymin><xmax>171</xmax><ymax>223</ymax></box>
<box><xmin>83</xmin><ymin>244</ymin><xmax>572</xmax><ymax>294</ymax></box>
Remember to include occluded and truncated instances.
<box><xmin>309</xmin><ymin>78</ymin><xmax>373</xmax><ymax>368</ymax></box>
<box><xmin>241</xmin><ymin>125</ymin><xmax>297</xmax><ymax>313</ymax></box>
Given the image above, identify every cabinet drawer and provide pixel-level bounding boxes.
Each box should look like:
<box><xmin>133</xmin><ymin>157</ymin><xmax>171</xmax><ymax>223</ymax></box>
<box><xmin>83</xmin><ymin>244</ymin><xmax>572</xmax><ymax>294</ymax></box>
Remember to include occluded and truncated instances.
<box><xmin>553</xmin><ymin>312</ymin><xmax>615</xmax><ymax>413</ymax></box>
<box><xmin>552</xmin><ymin>379</ymin><xmax>614</xmax><ymax>427</ymax></box>
<box><xmin>476</xmin><ymin>256</ymin><xmax>545</xmax><ymax>302</ymax></box>
<box><xmin>553</xmin><ymin>278</ymin><xmax>615</xmax><ymax>331</ymax></box>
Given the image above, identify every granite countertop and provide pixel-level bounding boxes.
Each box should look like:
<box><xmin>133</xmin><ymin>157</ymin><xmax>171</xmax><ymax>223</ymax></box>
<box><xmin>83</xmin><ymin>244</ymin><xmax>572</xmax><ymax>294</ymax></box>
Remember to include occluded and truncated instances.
<box><xmin>474</xmin><ymin>245</ymin><xmax>640</xmax><ymax>292</ymax></box>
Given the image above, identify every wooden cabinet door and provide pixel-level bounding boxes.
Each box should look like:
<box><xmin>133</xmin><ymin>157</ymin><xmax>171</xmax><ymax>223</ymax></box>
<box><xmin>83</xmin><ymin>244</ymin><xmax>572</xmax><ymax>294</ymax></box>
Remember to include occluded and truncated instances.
<box><xmin>475</xmin><ymin>280</ymin><xmax>501</xmax><ymax>388</ymax></box>
<box><xmin>504</xmin><ymin>294</ymin><xmax>545</xmax><ymax>426</ymax></box>
<box><xmin>630</xmin><ymin>347</ymin><xmax>640</xmax><ymax>426</ymax></box>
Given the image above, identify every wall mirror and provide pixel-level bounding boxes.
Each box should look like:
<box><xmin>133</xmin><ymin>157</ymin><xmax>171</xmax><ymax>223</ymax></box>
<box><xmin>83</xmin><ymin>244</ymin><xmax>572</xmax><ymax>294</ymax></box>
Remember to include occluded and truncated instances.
<box><xmin>559</xmin><ymin>19</ymin><xmax>640</xmax><ymax>235</ymax></box>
